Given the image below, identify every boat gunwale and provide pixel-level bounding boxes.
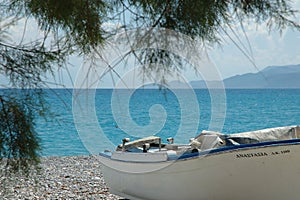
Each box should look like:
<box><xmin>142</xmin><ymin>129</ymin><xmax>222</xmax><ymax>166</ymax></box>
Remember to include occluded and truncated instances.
<box><xmin>177</xmin><ymin>138</ymin><xmax>300</xmax><ymax>160</ymax></box>
<box><xmin>98</xmin><ymin>138</ymin><xmax>300</xmax><ymax>163</ymax></box>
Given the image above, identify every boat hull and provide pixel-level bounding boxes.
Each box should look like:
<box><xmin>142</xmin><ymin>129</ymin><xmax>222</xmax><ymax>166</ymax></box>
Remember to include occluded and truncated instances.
<box><xmin>99</xmin><ymin>142</ymin><xmax>300</xmax><ymax>200</ymax></box>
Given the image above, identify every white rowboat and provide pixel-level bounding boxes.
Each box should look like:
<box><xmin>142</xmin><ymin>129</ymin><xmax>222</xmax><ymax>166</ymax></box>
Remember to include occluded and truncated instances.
<box><xmin>99</xmin><ymin>126</ymin><xmax>300</xmax><ymax>200</ymax></box>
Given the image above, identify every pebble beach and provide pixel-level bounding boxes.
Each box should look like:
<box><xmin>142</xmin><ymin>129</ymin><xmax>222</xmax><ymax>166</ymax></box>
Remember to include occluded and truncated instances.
<box><xmin>0</xmin><ymin>156</ymin><xmax>123</xmax><ymax>199</ymax></box>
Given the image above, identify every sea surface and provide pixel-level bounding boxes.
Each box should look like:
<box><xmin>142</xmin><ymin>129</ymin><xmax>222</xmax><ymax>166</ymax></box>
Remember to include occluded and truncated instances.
<box><xmin>6</xmin><ymin>89</ymin><xmax>300</xmax><ymax>156</ymax></box>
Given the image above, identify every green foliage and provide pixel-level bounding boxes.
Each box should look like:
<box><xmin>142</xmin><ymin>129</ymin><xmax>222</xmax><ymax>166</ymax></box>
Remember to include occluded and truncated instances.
<box><xmin>124</xmin><ymin>0</ymin><xmax>300</xmax><ymax>43</ymax></box>
<box><xmin>126</xmin><ymin>0</ymin><xmax>227</xmax><ymax>43</ymax></box>
<box><xmin>0</xmin><ymin>43</ymin><xmax>66</xmax><ymax>88</ymax></box>
<box><xmin>0</xmin><ymin>93</ymin><xmax>41</xmax><ymax>173</ymax></box>
<box><xmin>139</xmin><ymin>48</ymin><xmax>184</xmax><ymax>85</ymax></box>
<box><xmin>229</xmin><ymin>0</ymin><xmax>300</xmax><ymax>32</ymax></box>
<box><xmin>4</xmin><ymin>0</ymin><xmax>108</xmax><ymax>53</ymax></box>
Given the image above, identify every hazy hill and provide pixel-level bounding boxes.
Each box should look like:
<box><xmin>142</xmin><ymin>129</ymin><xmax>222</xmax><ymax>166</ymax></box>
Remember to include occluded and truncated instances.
<box><xmin>190</xmin><ymin>64</ymin><xmax>300</xmax><ymax>89</ymax></box>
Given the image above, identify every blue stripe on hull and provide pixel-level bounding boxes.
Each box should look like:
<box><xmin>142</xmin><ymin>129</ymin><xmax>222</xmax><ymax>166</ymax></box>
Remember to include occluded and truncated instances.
<box><xmin>177</xmin><ymin>138</ymin><xmax>300</xmax><ymax>160</ymax></box>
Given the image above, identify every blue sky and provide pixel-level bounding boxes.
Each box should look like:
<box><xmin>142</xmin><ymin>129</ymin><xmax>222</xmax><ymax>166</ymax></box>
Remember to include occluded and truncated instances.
<box><xmin>210</xmin><ymin>0</ymin><xmax>300</xmax><ymax>79</ymax></box>
<box><xmin>1</xmin><ymin>1</ymin><xmax>300</xmax><ymax>88</ymax></box>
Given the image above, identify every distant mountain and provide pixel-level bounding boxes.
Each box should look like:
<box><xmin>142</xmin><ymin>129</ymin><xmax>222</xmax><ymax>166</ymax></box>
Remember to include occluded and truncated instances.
<box><xmin>191</xmin><ymin>64</ymin><xmax>300</xmax><ymax>89</ymax></box>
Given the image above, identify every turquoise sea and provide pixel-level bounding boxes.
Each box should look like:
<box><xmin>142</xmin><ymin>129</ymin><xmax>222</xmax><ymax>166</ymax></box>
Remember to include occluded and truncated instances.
<box><xmin>12</xmin><ymin>89</ymin><xmax>300</xmax><ymax>156</ymax></box>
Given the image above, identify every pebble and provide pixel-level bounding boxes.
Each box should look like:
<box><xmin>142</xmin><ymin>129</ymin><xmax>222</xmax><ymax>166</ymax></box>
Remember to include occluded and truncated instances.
<box><xmin>0</xmin><ymin>156</ymin><xmax>123</xmax><ymax>199</ymax></box>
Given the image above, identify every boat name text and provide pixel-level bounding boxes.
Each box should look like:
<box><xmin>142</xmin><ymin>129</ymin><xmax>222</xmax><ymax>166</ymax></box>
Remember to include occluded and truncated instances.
<box><xmin>236</xmin><ymin>149</ymin><xmax>290</xmax><ymax>159</ymax></box>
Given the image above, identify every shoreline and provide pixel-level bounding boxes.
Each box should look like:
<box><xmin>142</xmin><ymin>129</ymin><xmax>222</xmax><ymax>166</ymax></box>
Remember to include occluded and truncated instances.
<box><xmin>0</xmin><ymin>156</ymin><xmax>122</xmax><ymax>199</ymax></box>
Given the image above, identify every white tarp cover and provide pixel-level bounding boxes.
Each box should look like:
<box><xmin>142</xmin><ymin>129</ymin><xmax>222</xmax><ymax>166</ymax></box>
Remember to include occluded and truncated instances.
<box><xmin>195</xmin><ymin>126</ymin><xmax>300</xmax><ymax>147</ymax></box>
<box><xmin>227</xmin><ymin>126</ymin><xmax>299</xmax><ymax>142</ymax></box>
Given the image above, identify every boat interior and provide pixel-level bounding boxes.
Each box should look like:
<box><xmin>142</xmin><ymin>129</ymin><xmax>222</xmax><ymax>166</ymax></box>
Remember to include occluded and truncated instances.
<box><xmin>108</xmin><ymin>126</ymin><xmax>300</xmax><ymax>162</ymax></box>
<box><xmin>117</xmin><ymin>126</ymin><xmax>300</xmax><ymax>151</ymax></box>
